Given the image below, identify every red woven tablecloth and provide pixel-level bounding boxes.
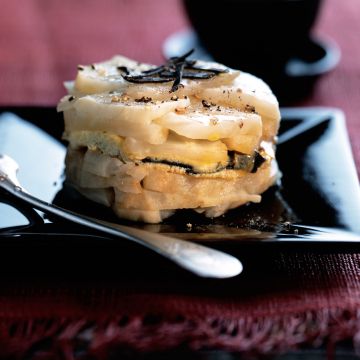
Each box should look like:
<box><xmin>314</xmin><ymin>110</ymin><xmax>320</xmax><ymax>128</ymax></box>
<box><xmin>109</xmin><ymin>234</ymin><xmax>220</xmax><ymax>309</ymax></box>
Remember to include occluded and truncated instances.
<box><xmin>1</xmin><ymin>0</ymin><xmax>360</xmax><ymax>358</ymax></box>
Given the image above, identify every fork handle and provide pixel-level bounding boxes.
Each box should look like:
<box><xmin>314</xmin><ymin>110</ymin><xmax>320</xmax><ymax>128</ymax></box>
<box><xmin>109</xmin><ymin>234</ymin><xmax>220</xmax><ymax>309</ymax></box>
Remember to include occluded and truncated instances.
<box><xmin>0</xmin><ymin>172</ymin><xmax>242</xmax><ymax>278</ymax></box>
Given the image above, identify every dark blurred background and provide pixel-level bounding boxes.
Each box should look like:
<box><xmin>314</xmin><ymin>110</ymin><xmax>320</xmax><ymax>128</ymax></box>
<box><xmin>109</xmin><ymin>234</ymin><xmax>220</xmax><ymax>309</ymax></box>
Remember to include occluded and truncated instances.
<box><xmin>181</xmin><ymin>0</ymin><xmax>340</xmax><ymax>102</ymax></box>
<box><xmin>0</xmin><ymin>0</ymin><xmax>359</xmax><ymax>169</ymax></box>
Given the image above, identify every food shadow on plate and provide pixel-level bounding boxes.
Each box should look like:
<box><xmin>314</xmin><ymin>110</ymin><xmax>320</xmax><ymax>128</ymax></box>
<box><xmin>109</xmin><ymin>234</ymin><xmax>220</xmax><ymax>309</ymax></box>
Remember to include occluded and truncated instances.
<box><xmin>53</xmin><ymin>182</ymin><xmax>298</xmax><ymax>243</ymax></box>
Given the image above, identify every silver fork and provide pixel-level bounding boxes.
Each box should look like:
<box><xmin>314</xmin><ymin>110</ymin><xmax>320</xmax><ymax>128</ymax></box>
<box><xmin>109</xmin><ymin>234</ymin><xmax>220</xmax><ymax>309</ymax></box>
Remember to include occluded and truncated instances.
<box><xmin>0</xmin><ymin>154</ymin><xmax>242</xmax><ymax>278</ymax></box>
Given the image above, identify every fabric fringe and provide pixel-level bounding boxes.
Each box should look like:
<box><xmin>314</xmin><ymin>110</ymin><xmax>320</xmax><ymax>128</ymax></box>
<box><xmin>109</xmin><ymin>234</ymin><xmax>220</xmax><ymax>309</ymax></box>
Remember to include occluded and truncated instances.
<box><xmin>0</xmin><ymin>307</ymin><xmax>359</xmax><ymax>359</ymax></box>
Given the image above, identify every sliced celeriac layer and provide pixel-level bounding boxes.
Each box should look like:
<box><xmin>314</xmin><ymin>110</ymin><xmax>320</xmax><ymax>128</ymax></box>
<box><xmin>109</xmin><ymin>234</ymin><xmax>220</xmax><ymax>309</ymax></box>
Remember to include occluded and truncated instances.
<box><xmin>59</xmin><ymin>54</ymin><xmax>281</xmax><ymax>223</ymax></box>
<box><xmin>74</xmin><ymin>55</ymin><xmax>154</xmax><ymax>95</ymax></box>
<box><xmin>60</xmin><ymin>92</ymin><xmax>263</xmax><ymax>154</ymax></box>
<box><xmin>65</xmin><ymin>128</ymin><xmax>274</xmax><ymax>174</ymax></box>
<box><xmin>201</xmin><ymin>72</ymin><xmax>280</xmax><ymax>140</ymax></box>
<box><xmin>67</xmin><ymin>55</ymin><xmax>279</xmax><ymax>139</ymax></box>
<box><xmin>66</xmin><ymin>148</ymin><xmax>277</xmax><ymax>223</ymax></box>
<box><xmin>156</xmin><ymin>104</ymin><xmax>261</xmax><ymax>154</ymax></box>
<box><xmin>60</xmin><ymin>94</ymin><xmax>190</xmax><ymax>144</ymax></box>
<box><xmin>65</xmin><ymin>130</ymin><xmax>229</xmax><ymax>173</ymax></box>
<box><xmin>72</xmin><ymin>55</ymin><xmax>239</xmax><ymax>97</ymax></box>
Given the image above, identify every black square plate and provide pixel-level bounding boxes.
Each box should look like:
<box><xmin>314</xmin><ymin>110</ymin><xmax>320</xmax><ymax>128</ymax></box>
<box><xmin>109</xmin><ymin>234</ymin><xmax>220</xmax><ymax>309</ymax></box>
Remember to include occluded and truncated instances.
<box><xmin>1</xmin><ymin>107</ymin><xmax>360</xmax><ymax>248</ymax></box>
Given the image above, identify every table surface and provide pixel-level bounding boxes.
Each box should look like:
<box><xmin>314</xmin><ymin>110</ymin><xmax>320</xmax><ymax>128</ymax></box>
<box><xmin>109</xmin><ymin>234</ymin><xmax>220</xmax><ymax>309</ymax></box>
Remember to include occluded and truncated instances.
<box><xmin>1</xmin><ymin>0</ymin><xmax>360</xmax><ymax>358</ymax></box>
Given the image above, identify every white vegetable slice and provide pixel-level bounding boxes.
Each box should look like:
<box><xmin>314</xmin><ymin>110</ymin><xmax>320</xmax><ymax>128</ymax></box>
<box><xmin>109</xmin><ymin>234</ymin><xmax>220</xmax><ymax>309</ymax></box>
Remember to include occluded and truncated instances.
<box><xmin>156</xmin><ymin>105</ymin><xmax>262</xmax><ymax>154</ymax></box>
<box><xmin>81</xmin><ymin>149</ymin><xmax>148</xmax><ymax>181</ymax></box>
<box><xmin>121</xmin><ymin>162</ymin><xmax>272</xmax><ymax>209</ymax></box>
<box><xmin>82</xmin><ymin>149</ymin><xmax>124</xmax><ymax>176</ymax></box>
<box><xmin>123</xmin><ymin>132</ymin><xmax>228</xmax><ymax>173</ymax></box>
<box><xmin>65</xmin><ymin>148</ymin><xmax>278</xmax><ymax>223</ymax></box>
<box><xmin>62</xmin><ymin>94</ymin><xmax>190</xmax><ymax>144</ymax></box>
<box><xmin>201</xmin><ymin>71</ymin><xmax>280</xmax><ymax>139</ymax></box>
<box><xmin>123</xmin><ymin>71</ymin><xmax>240</xmax><ymax>101</ymax></box>
<box><xmin>72</xmin><ymin>54</ymin><xmax>239</xmax><ymax>98</ymax></box>
<box><xmin>67</xmin><ymin>131</ymin><xmax>229</xmax><ymax>174</ymax></box>
<box><xmin>69</xmin><ymin>150</ymin><xmax>143</xmax><ymax>194</ymax></box>
<box><xmin>74</xmin><ymin>55</ymin><xmax>154</xmax><ymax>95</ymax></box>
<box><xmin>222</xmin><ymin>135</ymin><xmax>260</xmax><ymax>155</ymax></box>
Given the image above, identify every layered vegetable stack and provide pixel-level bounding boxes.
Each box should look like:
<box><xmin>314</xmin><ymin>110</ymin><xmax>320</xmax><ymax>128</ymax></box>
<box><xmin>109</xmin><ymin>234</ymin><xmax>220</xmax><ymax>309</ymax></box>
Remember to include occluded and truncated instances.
<box><xmin>57</xmin><ymin>51</ymin><xmax>281</xmax><ymax>223</ymax></box>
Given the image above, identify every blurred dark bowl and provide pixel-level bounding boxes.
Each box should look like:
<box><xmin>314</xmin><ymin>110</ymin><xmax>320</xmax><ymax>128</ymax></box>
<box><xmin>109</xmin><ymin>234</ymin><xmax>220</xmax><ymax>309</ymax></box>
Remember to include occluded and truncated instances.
<box><xmin>183</xmin><ymin>0</ymin><xmax>338</xmax><ymax>103</ymax></box>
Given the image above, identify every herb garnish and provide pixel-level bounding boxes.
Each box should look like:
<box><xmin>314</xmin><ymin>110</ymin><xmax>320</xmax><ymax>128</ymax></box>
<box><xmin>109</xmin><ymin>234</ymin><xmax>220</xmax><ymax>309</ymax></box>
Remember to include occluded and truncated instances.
<box><xmin>119</xmin><ymin>49</ymin><xmax>229</xmax><ymax>93</ymax></box>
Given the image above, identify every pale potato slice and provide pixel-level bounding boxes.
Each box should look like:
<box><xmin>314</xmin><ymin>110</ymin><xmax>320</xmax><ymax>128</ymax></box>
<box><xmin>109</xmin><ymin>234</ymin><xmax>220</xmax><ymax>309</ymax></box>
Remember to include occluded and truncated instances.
<box><xmin>73</xmin><ymin>54</ymin><xmax>239</xmax><ymax>97</ymax></box>
<box><xmin>156</xmin><ymin>104</ymin><xmax>262</xmax><ymax>154</ymax></box>
<box><xmin>61</xmin><ymin>94</ymin><xmax>189</xmax><ymax>144</ymax></box>
<box><xmin>124</xmin><ymin>71</ymin><xmax>240</xmax><ymax>101</ymax></box>
<box><xmin>66</xmin><ymin>148</ymin><xmax>278</xmax><ymax>223</ymax></box>
<box><xmin>81</xmin><ymin>149</ymin><xmax>148</xmax><ymax>181</ymax></box>
<box><xmin>66</xmin><ymin>131</ymin><xmax>228</xmax><ymax>173</ymax></box>
<box><xmin>122</xmin><ymin>132</ymin><xmax>228</xmax><ymax>173</ymax></box>
<box><xmin>114</xmin><ymin>165</ymin><xmax>272</xmax><ymax>211</ymax></box>
<box><xmin>201</xmin><ymin>71</ymin><xmax>280</xmax><ymax>139</ymax></box>
<box><xmin>222</xmin><ymin>135</ymin><xmax>260</xmax><ymax>154</ymax></box>
<box><xmin>74</xmin><ymin>55</ymin><xmax>154</xmax><ymax>94</ymax></box>
<box><xmin>67</xmin><ymin>150</ymin><xmax>143</xmax><ymax>194</ymax></box>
